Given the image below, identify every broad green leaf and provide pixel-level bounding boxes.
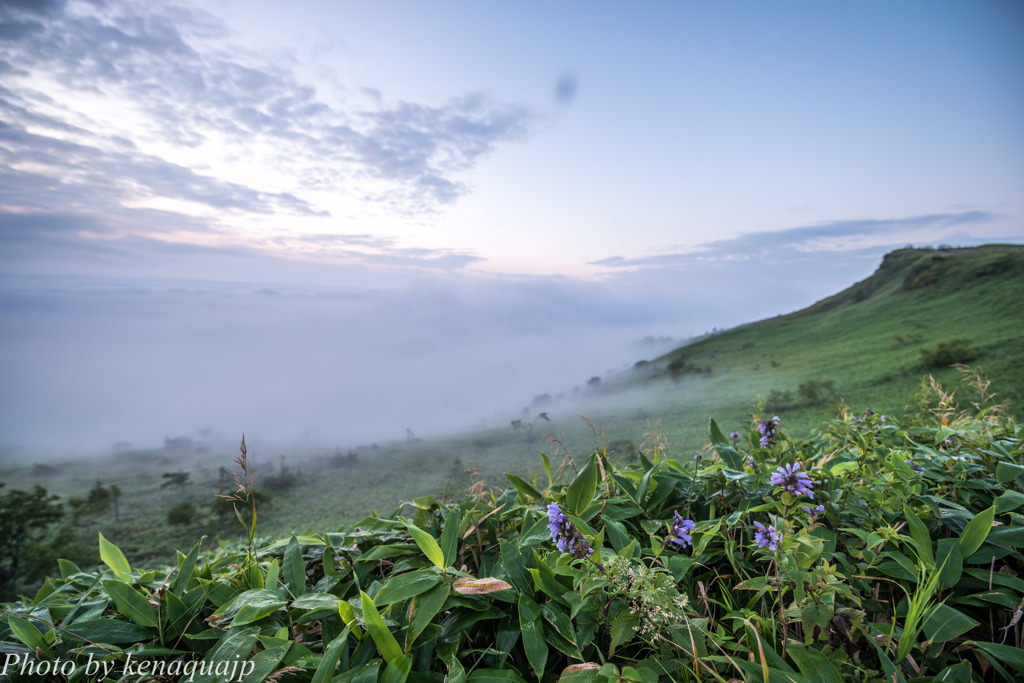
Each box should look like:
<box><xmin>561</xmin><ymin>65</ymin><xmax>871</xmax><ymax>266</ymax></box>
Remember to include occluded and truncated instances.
<box><xmin>360</xmin><ymin>590</ymin><xmax>404</xmax><ymax>663</ymax></box>
<box><xmin>291</xmin><ymin>592</ymin><xmax>343</xmax><ymax>611</ymax></box>
<box><xmin>403</xmin><ymin>522</ymin><xmax>445</xmax><ymax>570</ymax></box>
<box><xmin>170</xmin><ymin>537</ymin><xmax>203</xmax><ymax>594</ymax></box>
<box><xmin>98</xmin><ymin>532</ymin><xmax>132</xmax><ymax>582</ymax></box>
<box><xmin>902</xmin><ymin>504</ymin><xmax>934</xmax><ymax>566</ymax></box>
<box><xmin>283</xmin><ymin>536</ymin><xmax>306</xmax><ymax>597</ymax></box>
<box><xmin>312</xmin><ymin>626</ymin><xmax>351</xmax><ymax>683</ymax></box>
<box><xmin>923</xmin><ymin>604</ymin><xmax>979</xmax><ymax>643</ymax></box>
<box><xmin>333</xmin><ymin>660</ymin><xmax>381</xmax><ymax>683</ymax></box>
<box><xmin>505</xmin><ymin>473</ymin><xmax>542</xmax><ymax>500</ymax></box>
<box><xmin>439</xmin><ymin>506</ymin><xmax>462</xmax><ymax>568</ymax></box>
<box><xmin>936</xmin><ymin>538</ymin><xmax>964</xmax><ymax>590</ymax></box>
<box><xmin>518</xmin><ymin>593</ymin><xmax>547</xmax><ymax>678</ymax></box>
<box><xmin>7</xmin><ymin>615</ymin><xmax>51</xmax><ymax>656</ymax></box>
<box><xmin>499</xmin><ymin>539</ymin><xmax>532</xmax><ymax>592</ymax></box>
<box><xmin>65</xmin><ymin>618</ymin><xmax>153</xmax><ymax>645</ymax></box>
<box><xmin>246</xmin><ymin>643</ymin><xmax>291</xmax><ymax>683</ymax></box>
<box><xmin>609</xmin><ymin>612</ymin><xmax>640</xmax><ymax>656</ymax></box>
<box><xmin>788</xmin><ymin>643</ymin><xmax>843</xmax><ymax>683</ymax></box>
<box><xmin>566</xmin><ymin>454</ymin><xmax>599</xmax><ymax>516</ymax></box>
<box><xmin>189</xmin><ymin>626</ymin><xmax>259</xmax><ymax>683</ymax></box>
<box><xmin>709</xmin><ymin>418</ymin><xmax>745</xmax><ymax>469</ymax></box>
<box><xmin>996</xmin><ymin>461</ymin><xmax>1024</xmax><ymax>484</ymax></box>
<box><xmin>101</xmin><ymin>579</ymin><xmax>158</xmax><ymax>628</ymax></box>
<box><xmin>381</xmin><ymin>652</ymin><xmax>412</xmax><ymax>683</ymax></box>
<box><xmin>218</xmin><ymin>588</ymin><xmax>288</xmax><ymax>626</ymax></box>
<box><xmin>959</xmin><ymin>505</ymin><xmax>995</xmax><ymax>558</ymax></box>
<box><xmin>408</xmin><ymin>582</ymin><xmax>449</xmax><ymax>647</ymax></box>
<box><xmin>374</xmin><ymin>569</ymin><xmax>443</xmax><ymax>605</ymax></box>
<box><xmin>966</xmin><ymin>640</ymin><xmax>1024</xmax><ymax>674</ymax></box>
<box><xmin>994</xmin><ymin>490</ymin><xmax>1024</xmax><ymax>514</ymax></box>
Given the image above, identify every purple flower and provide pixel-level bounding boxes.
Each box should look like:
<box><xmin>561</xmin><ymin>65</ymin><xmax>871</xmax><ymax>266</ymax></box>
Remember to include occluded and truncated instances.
<box><xmin>802</xmin><ymin>504</ymin><xmax>825</xmax><ymax>521</ymax></box>
<box><xmin>730</xmin><ymin>431</ymin><xmax>741</xmax><ymax>441</ymax></box>
<box><xmin>770</xmin><ymin>462</ymin><xmax>814</xmax><ymax>499</ymax></box>
<box><xmin>758</xmin><ymin>416</ymin><xmax>779</xmax><ymax>448</ymax></box>
<box><xmin>904</xmin><ymin>459</ymin><xmax>925</xmax><ymax>473</ymax></box>
<box><xmin>669</xmin><ymin>511</ymin><xmax>696</xmax><ymax>549</ymax></box>
<box><xmin>753</xmin><ymin>521</ymin><xmax>782</xmax><ymax>551</ymax></box>
<box><xmin>545</xmin><ymin>502</ymin><xmax>593</xmax><ymax>559</ymax></box>
<box><xmin>693</xmin><ymin>452</ymin><xmax>703</xmax><ymax>461</ymax></box>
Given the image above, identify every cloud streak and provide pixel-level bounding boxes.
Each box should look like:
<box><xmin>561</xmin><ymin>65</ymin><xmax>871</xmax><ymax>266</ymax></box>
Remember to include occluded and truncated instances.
<box><xmin>590</xmin><ymin>212</ymin><xmax>998</xmax><ymax>269</ymax></box>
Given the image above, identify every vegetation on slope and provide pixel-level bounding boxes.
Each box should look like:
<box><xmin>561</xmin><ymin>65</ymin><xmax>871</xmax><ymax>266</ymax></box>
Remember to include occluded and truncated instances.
<box><xmin>2</xmin><ymin>368</ymin><xmax>1023</xmax><ymax>682</ymax></box>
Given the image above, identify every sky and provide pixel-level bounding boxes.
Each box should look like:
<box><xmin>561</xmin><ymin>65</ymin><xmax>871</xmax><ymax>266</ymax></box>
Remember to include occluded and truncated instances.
<box><xmin>1</xmin><ymin>0</ymin><xmax>1022</xmax><ymax>456</ymax></box>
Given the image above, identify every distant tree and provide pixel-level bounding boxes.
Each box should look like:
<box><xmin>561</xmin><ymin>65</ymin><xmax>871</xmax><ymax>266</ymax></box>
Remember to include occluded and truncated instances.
<box><xmin>511</xmin><ymin>412</ymin><xmax>550</xmax><ymax>439</ymax></box>
<box><xmin>0</xmin><ymin>484</ymin><xmax>65</xmax><ymax>599</ymax></box>
<box><xmin>161</xmin><ymin>471</ymin><xmax>191</xmax><ymax>497</ymax></box>
<box><xmin>587</xmin><ymin>376</ymin><xmax>602</xmax><ymax>388</ymax></box>
<box><xmin>531</xmin><ymin>393</ymin><xmax>552</xmax><ymax>409</ymax></box>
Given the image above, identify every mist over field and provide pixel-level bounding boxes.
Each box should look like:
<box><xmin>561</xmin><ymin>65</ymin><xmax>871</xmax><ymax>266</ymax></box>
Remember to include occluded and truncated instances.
<box><xmin>0</xmin><ymin>251</ymin><xmax>884</xmax><ymax>459</ymax></box>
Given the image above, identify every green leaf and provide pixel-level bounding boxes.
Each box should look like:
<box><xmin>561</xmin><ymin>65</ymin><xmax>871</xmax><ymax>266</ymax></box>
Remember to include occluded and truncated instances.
<box><xmin>403</xmin><ymin>522</ymin><xmax>446</xmax><ymax>570</ymax></box>
<box><xmin>709</xmin><ymin>418</ymin><xmax>745</xmax><ymax>469</ymax></box>
<box><xmin>374</xmin><ymin>569</ymin><xmax>443</xmax><ymax>605</ymax></box>
<box><xmin>65</xmin><ymin>618</ymin><xmax>153</xmax><ymax>645</ymax></box>
<box><xmin>499</xmin><ymin>539</ymin><xmax>531</xmax><ymax>592</ymax></box>
<box><xmin>923</xmin><ymin>604</ymin><xmax>979</xmax><ymax>643</ymax></box>
<box><xmin>98</xmin><ymin>532</ymin><xmax>132</xmax><ymax>582</ymax></box>
<box><xmin>381</xmin><ymin>653</ymin><xmax>412</xmax><ymax>683</ymax></box>
<box><xmin>360</xmin><ymin>590</ymin><xmax>404</xmax><ymax>662</ymax></box>
<box><xmin>994</xmin><ymin>490</ymin><xmax>1024</xmax><ymax>514</ymax></box>
<box><xmin>101</xmin><ymin>579</ymin><xmax>158</xmax><ymax>628</ymax></box>
<box><xmin>216</xmin><ymin>588</ymin><xmax>288</xmax><ymax>626</ymax></box>
<box><xmin>284</xmin><ymin>535</ymin><xmax>306</xmax><ymax>597</ymax></box>
<box><xmin>959</xmin><ymin>505</ymin><xmax>996</xmax><ymax>558</ymax></box>
<box><xmin>518</xmin><ymin>593</ymin><xmax>547</xmax><ymax>679</ymax></box>
<box><xmin>312</xmin><ymin>626</ymin><xmax>351</xmax><ymax>683</ymax></box>
<box><xmin>189</xmin><ymin>626</ymin><xmax>259</xmax><ymax>683</ymax></box>
<box><xmin>902</xmin><ymin>504</ymin><xmax>934</xmax><ymax>566</ymax></box>
<box><xmin>466</xmin><ymin>670</ymin><xmax>529</xmax><ymax>683</ymax></box>
<box><xmin>439</xmin><ymin>506</ymin><xmax>462</xmax><ymax>568</ymax></box>
<box><xmin>996</xmin><ymin>461</ymin><xmax>1024</xmax><ymax>484</ymax></box>
<box><xmin>408</xmin><ymin>582</ymin><xmax>449</xmax><ymax>647</ymax></box>
<box><xmin>788</xmin><ymin>643</ymin><xmax>843</xmax><ymax>683</ymax></box>
<box><xmin>246</xmin><ymin>643</ymin><xmax>292</xmax><ymax>683</ymax></box>
<box><xmin>609</xmin><ymin>612</ymin><xmax>640</xmax><ymax>656</ymax></box>
<box><xmin>170</xmin><ymin>537</ymin><xmax>204</xmax><ymax>594</ymax></box>
<box><xmin>541</xmin><ymin>451</ymin><xmax>553</xmax><ymax>488</ymax></box>
<box><xmin>291</xmin><ymin>592</ymin><xmax>343</xmax><ymax>611</ymax></box>
<box><xmin>566</xmin><ymin>454</ymin><xmax>599</xmax><ymax>516</ymax></box>
<box><xmin>966</xmin><ymin>640</ymin><xmax>1024</xmax><ymax>674</ymax></box>
<box><xmin>7</xmin><ymin>615</ymin><xmax>51</xmax><ymax>656</ymax></box>
<box><xmin>505</xmin><ymin>473</ymin><xmax>543</xmax><ymax>500</ymax></box>
<box><xmin>936</xmin><ymin>538</ymin><xmax>964</xmax><ymax>590</ymax></box>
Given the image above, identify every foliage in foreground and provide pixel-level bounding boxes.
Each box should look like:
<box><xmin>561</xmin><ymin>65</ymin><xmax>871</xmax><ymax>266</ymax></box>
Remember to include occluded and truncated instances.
<box><xmin>3</xmin><ymin>371</ymin><xmax>1024</xmax><ymax>682</ymax></box>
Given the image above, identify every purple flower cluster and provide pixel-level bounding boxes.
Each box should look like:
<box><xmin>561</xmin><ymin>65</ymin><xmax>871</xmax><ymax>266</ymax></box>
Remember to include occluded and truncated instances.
<box><xmin>904</xmin><ymin>459</ymin><xmax>925</xmax><ymax>472</ymax></box>
<box><xmin>669</xmin><ymin>511</ymin><xmax>696</xmax><ymax>549</ymax></box>
<box><xmin>770</xmin><ymin>462</ymin><xmax>815</xmax><ymax>498</ymax></box>
<box><xmin>730</xmin><ymin>431</ymin><xmax>741</xmax><ymax>441</ymax></box>
<box><xmin>546</xmin><ymin>503</ymin><xmax>593</xmax><ymax>559</ymax></box>
<box><xmin>852</xmin><ymin>408</ymin><xmax>886</xmax><ymax>431</ymax></box>
<box><xmin>753</xmin><ymin>521</ymin><xmax>782</xmax><ymax>551</ymax></box>
<box><xmin>758</xmin><ymin>416</ymin><xmax>780</xmax><ymax>448</ymax></box>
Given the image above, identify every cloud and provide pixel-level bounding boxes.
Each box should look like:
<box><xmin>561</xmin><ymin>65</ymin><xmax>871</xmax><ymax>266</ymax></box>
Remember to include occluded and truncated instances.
<box><xmin>555</xmin><ymin>72</ymin><xmax>578</xmax><ymax>105</ymax></box>
<box><xmin>590</xmin><ymin>211</ymin><xmax>998</xmax><ymax>269</ymax></box>
<box><xmin>0</xmin><ymin>0</ymin><xmax>535</xmax><ymax>217</ymax></box>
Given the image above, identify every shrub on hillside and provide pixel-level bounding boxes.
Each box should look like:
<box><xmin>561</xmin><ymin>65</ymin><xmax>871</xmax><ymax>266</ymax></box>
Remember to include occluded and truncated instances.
<box><xmin>920</xmin><ymin>338</ymin><xmax>976</xmax><ymax>367</ymax></box>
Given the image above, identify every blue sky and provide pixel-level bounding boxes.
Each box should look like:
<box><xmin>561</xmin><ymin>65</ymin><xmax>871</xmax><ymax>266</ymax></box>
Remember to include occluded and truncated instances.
<box><xmin>1</xmin><ymin>0</ymin><xmax>1021</xmax><ymax>453</ymax></box>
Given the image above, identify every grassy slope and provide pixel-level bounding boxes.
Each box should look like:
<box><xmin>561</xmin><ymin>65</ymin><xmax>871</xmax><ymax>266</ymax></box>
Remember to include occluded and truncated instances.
<box><xmin>4</xmin><ymin>245</ymin><xmax>1022</xmax><ymax>563</ymax></box>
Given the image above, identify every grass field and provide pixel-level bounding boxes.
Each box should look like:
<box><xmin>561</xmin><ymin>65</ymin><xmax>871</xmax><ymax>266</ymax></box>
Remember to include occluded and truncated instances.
<box><xmin>3</xmin><ymin>245</ymin><xmax>1022</xmax><ymax>573</ymax></box>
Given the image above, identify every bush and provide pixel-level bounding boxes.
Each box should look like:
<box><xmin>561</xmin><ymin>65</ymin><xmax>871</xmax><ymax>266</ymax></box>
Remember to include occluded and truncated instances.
<box><xmin>920</xmin><ymin>338</ymin><xmax>975</xmax><ymax>367</ymax></box>
<box><xmin>166</xmin><ymin>500</ymin><xmax>196</xmax><ymax>526</ymax></box>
